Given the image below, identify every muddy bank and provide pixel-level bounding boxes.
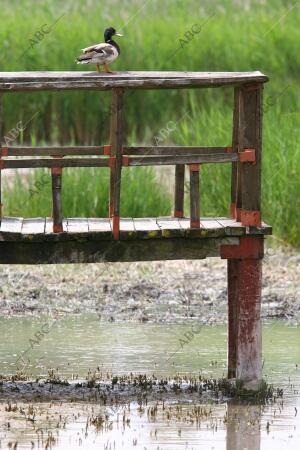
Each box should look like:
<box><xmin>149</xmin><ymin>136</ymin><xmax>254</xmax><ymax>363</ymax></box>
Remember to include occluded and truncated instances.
<box><xmin>0</xmin><ymin>245</ymin><xmax>299</xmax><ymax>323</ymax></box>
<box><xmin>0</xmin><ymin>371</ymin><xmax>277</xmax><ymax>403</ymax></box>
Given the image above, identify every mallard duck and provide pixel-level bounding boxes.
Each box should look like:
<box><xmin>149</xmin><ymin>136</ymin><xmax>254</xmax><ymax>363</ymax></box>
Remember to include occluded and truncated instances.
<box><xmin>76</xmin><ymin>27</ymin><xmax>123</xmax><ymax>74</ymax></box>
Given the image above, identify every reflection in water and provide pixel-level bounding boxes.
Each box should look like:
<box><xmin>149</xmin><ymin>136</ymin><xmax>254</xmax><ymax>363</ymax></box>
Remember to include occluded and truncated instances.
<box><xmin>0</xmin><ymin>399</ymin><xmax>298</xmax><ymax>450</ymax></box>
<box><xmin>226</xmin><ymin>403</ymin><xmax>261</xmax><ymax>450</ymax></box>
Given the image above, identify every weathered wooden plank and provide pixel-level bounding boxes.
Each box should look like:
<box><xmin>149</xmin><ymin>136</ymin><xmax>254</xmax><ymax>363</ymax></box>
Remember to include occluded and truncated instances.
<box><xmin>246</xmin><ymin>222</ymin><xmax>272</xmax><ymax>235</ymax></box>
<box><xmin>0</xmin><ymin>217</ymin><xmax>23</xmax><ymax>233</ymax></box>
<box><xmin>179</xmin><ymin>218</ymin><xmax>226</xmax><ymax>238</ymax></box>
<box><xmin>21</xmin><ymin>218</ymin><xmax>45</xmax><ymax>234</ymax></box>
<box><xmin>1</xmin><ymin>158</ymin><xmax>109</xmax><ymax>169</ymax></box>
<box><xmin>88</xmin><ymin>218</ymin><xmax>113</xmax><ymax>241</ymax></box>
<box><xmin>124</xmin><ymin>146</ymin><xmax>229</xmax><ymax>156</ymax></box>
<box><xmin>133</xmin><ymin>218</ymin><xmax>162</xmax><ymax>239</ymax></box>
<box><xmin>109</xmin><ymin>88</ymin><xmax>124</xmax><ymax>239</ymax></box>
<box><xmin>0</xmin><ymin>237</ymin><xmax>240</xmax><ymax>264</ymax></box>
<box><xmin>120</xmin><ymin>218</ymin><xmax>136</xmax><ymax>240</ymax></box>
<box><xmin>67</xmin><ymin>218</ymin><xmax>89</xmax><ymax>233</ymax></box>
<box><xmin>156</xmin><ymin>217</ymin><xmax>184</xmax><ymax>238</ymax></box>
<box><xmin>0</xmin><ymin>216</ymin><xmax>273</xmax><ymax>242</ymax></box>
<box><xmin>0</xmin><ymin>71</ymin><xmax>269</xmax><ymax>93</ymax></box>
<box><xmin>5</xmin><ymin>146</ymin><xmax>104</xmax><ymax>156</ymax></box>
<box><xmin>127</xmin><ymin>153</ymin><xmax>237</xmax><ymax>166</ymax></box>
<box><xmin>174</xmin><ymin>165</ymin><xmax>185</xmax><ymax>218</ymax></box>
<box><xmin>217</xmin><ymin>218</ymin><xmax>245</xmax><ymax>236</ymax></box>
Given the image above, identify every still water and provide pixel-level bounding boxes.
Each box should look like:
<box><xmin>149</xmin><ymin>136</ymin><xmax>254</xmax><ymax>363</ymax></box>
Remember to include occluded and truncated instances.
<box><xmin>0</xmin><ymin>316</ymin><xmax>299</xmax><ymax>449</ymax></box>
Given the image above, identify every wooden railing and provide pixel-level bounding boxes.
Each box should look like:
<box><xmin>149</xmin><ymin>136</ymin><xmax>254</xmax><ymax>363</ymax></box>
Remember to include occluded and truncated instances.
<box><xmin>0</xmin><ymin>71</ymin><xmax>268</xmax><ymax>239</ymax></box>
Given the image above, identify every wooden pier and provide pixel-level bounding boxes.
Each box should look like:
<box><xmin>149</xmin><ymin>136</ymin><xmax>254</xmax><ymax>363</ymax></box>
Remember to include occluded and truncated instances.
<box><xmin>0</xmin><ymin>71</ymin><xmax>270</xmax><ymax>389</ymax></box>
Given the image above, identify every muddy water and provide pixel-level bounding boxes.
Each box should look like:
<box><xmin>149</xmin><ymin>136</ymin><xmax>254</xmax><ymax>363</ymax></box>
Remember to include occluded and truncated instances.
<box><xmin>0</xmin><ymin>317</ymin><xmax>299</xmax><ymax>449</ymax></box>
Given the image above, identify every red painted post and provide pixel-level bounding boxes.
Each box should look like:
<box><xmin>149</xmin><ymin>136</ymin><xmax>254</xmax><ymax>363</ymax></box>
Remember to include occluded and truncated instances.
<box><xmin>222</xmin><ymin>236</ymin><xmax>263</xmax><ymax>389</ymax></box>
<box><xmin>227</xmin><ymin>260</ymin><xmax>240</xmax><ymax>379</ymax></box>
<box><xmin>236</xmin><ymin>258</ymin><xmax>262</xmax><ymax>389</ymax></box>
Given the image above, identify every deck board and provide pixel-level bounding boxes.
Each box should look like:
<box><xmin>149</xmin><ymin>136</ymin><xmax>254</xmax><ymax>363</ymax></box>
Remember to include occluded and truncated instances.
<box><xmin>120</xmin><ymin>218</ymin><xmax>136</xmax><ymax>240</ymax></box>
<box><xmin>0</xmin><ymin>216</ymin><xmax>272</xmax><ymax>242</ymax></box>
<box><xmin>21</xmin><ymin>218</ymin><xmax>46</xmax><ymax>234</ymax></box>
<box><xmin>156</xmin><ymin>217</ymin><xmax>184</xmax><ymax>238</ymax></box>
<box><xmin>133</xmin><ymin>218</ymin><xmax>161</xmax><ymax>239</ymax></box>
<box><xmin>0</xmin><ymin>217</ymin><xmax>23</xmax><ymax>233</ymax></box>
<box><xmin>67</xmin><ymin>218</ymin><xmax>89</xmax><ymax>233</ymax></box>
<box><xmin>88</xmin><ymin>218</ymin><xmax>112</xmax><ymax>241</ymax></box>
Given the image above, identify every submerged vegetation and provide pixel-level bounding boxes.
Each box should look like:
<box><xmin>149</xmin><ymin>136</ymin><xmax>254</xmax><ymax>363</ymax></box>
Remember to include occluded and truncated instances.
<box><xmin>0</xmin><ymin>369</ymin><xmax>282</xmax><ymax>403</ymax></box>
<box><xmin>0</xmin><ymin>0</ymin><xmax>299</xmax><ymax>244</ymax></box>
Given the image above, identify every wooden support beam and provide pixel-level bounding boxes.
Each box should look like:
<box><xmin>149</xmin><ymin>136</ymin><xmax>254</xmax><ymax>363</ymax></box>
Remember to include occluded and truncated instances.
<box><xmin>230</xmin><ymin>87</ymin><xmax>242</xmax><ymax>221</ymax></box>
<box><xmin>124</xmin><ymin>146</ymin><xmax>230</xmax><ymax>156</ymax></box>
<box><xmin>51</xmin><ymin>167</ymin><xmax>63</xmax><ymax>233</ymax></box>
<box><xmin>189</xmin><ymin>165</ymin><xmax>200</xmax><ymax>228</ymax></box>
<box><xmin>0</xmin><ymin>93</ymin><xmax>2</xmax><ymax>221</ymax></box>
<box><xmin>239</xmin><ymin>84</ymin><xmax>263</xmax><ymax>226</ymax></box>
<box><xmin>227</xmin><ymin>259</ymin><xmax>239</xmax><ymax>379</ymax></box>
<box><xmin>3</xmin><ymin>146</ymin><xmax>105</xmax><ymax>156</ymax></box>
<box><xmin>0</xmin><ymin>158</ymin><xmax>109</xmax><ymax>169</ymax></box>
<box><xmin>126</xmin><ymin>153</ymin><xmax>237</xmax><ymax>166</ymax></box>
<box><xmin>236</xmin><ymin>258</ymin><xmax>262</xmax><ymax>389</ymax></box>
<box><xmin>224</xmin><ymin>236</ymin><xmax>263</xmax><ymax>388</ymax></box>
<box><xmin>109</xmin><ymin>88</ymin><xmax>124</xmax><ymax>238</ymax></box>
<box><xmin>174</xmin><ymin>165</ymin><xmax>185</xmax><ymax>218</ymax></box>
<box><xmin>0</xmin><ymin>237</ymin><xmax>239</xmax><ymax>264</ymax></box>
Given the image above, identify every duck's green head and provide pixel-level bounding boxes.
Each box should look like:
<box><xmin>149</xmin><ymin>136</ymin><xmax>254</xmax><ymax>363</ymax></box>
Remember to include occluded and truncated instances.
<box><xmin>104</xmin><ymin>27</ymin><xmax>123</xmax><ymax>42</ymax></box>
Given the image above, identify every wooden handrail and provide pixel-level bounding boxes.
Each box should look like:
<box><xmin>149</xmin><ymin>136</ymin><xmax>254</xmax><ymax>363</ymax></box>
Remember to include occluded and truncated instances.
<box><xmin>1</xmin><ymin>145</ymin><xmax>231</xmax><ymax>157</ymax></box>
<box><xmin>0</xmin><ymin>71</ymin><xmax>269</xmax><ymax>92</ymax></box>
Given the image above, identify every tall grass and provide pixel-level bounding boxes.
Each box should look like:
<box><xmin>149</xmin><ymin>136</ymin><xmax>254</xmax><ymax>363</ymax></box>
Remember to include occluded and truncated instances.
<box><xmin>1</xmin><ymin>0</ymin><xmax>299</xmax><ymax>245</ymax></box>
<box><xmin>5</xmin><ymin>167</ymin><xmax>172</xmax><ymax>218</ymax></box>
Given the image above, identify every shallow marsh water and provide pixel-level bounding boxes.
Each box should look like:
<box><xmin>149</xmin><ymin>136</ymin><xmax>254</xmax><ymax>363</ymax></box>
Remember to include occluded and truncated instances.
<box><xmin>0</xmin><ymin>316</ymin><xmax>299</xmax><ymax>449</ymax></box>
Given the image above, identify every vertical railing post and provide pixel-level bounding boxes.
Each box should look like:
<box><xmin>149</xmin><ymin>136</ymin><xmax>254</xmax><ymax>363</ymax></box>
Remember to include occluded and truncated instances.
<box><xmin>51</xmin><ymin>160</ymin><xmax>63</xmax><ymax>233</ymax></box>
<box><xmin>109</xmin><ymin>88</ymin><xmax>124</xmax><ymax>240</ymax></box>
<box><xmin>174</xmin><ymin>164</ymin><xmax>185</xmax><ymax>218</ymax></box>
<box><xmin>0</xmin><ymin>94</ymin><xmax>3</xmax><ymax>222</ymax></box>
<box><xmin>189</xmin><ymin>164</ymin><xmax>200</xmax><ymax>228</ymax></box>
<box><xmin>230</xmin><ymin>87</ymin><xmax>243</xmax><ymax>221</ymax></box>
<box><xmin>239</xmin><ymin>84</ymin><xmax>263</xmax><ymax>226</ymax></box>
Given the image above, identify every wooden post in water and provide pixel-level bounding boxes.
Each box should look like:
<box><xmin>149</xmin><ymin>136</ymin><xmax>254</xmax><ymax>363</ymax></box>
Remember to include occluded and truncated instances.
<box><xmin>227</xmin><ymin>259</ymin><xmax>239</xmax><ymax>379</ymax></box>
<box><xmin>224</xmin><ymin>237</ymin><xmax>264</xmax><ymax>389</ymax></box>
<box><xmin>226</xmin><ymin>82</ymin><xmax>264</xmax><ymax>389</ymax></box>
<box><xmin>236</xmin><ymin>257</ymin><xmax>262</xmax><ymax>388</ymax></box>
